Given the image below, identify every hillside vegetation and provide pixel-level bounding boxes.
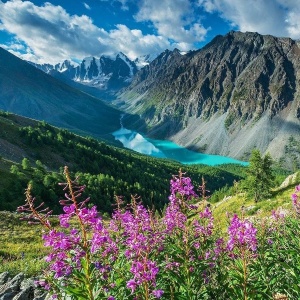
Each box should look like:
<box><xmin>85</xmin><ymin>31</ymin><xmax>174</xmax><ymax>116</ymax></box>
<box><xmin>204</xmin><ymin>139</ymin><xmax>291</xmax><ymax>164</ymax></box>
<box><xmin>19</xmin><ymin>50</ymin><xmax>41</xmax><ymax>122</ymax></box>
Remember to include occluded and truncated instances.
<box><xmin>0</xmin><ymin>110</ymin><xmax>245</xmax><ymax>214</ymax></box>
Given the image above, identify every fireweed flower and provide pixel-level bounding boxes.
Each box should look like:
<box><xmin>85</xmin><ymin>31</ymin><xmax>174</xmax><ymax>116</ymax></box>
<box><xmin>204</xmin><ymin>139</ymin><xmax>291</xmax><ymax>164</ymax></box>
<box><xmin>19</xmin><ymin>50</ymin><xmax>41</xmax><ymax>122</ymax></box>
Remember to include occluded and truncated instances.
<box><xmin>126</xmin><ymin>279</ymin><xmax>138</xmax><ymax>293</ymax></box>
<box><xmin>169</xmin><ymin>171</ymin><xmax>198</xmax><ymax>206</ymax></box>
<box><xmin>292</xmin><ymin>185</ymin><xmax>300</xmax><ymax>215</ymax></box>
<box><xmin>110</xmin><ymin>197</ymin><xmax>164</xmax><ymax>297</ymax></box>
<box><xmin>193</xmin><ymin>207</ymin><xmax>214</xmax><ymax>238</ymax></box>
<box><xmin>164</xmin><ymin>171</ymin><xmax>198</xmax><ymax>233</ymax></box>
<box><xmin>127</xmin><ymin>259</ymin><xmax>161</xmax><ymax>297</ymax></box>
<box><xmin>271</xmin><ymin>209</ymin><xmax>286</xmax><ymax>221</ymax></box>
<box><xmin>164</xmin><ymin>202</ymin><xmax>187</xmax><ymax>232</ymax></box>
<box><xmin>130</xmin><ymin>259</ymin><xmax>159</xmax><ymax>282</ymax></box>
<box><xmin>152</xmin><ymin>289</ymin><xmax>164</xmax><ymax>298</ymax></box>
<box><xmin>213</xmin><ymin>238</ymin><xmax>226</xmax><ymax>259</ymax></box>
<box><xmin>227</xmin><ymin>214</ymin><xmax>258</xmax><ymax>252</ymax></box>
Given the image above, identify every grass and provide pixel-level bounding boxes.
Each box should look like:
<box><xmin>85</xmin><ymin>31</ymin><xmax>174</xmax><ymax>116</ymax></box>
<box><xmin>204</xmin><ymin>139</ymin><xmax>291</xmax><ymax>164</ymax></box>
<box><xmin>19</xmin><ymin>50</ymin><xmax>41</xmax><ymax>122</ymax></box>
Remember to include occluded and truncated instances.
<box><xmin>0</xmin><ymin>211</ymin><xmax>53</xmax><ymax>277</ymax></box>
<box><xmin>212</xmin><ymin>183</ymin><xmax>295</xmax><ymax>231</ymax></box>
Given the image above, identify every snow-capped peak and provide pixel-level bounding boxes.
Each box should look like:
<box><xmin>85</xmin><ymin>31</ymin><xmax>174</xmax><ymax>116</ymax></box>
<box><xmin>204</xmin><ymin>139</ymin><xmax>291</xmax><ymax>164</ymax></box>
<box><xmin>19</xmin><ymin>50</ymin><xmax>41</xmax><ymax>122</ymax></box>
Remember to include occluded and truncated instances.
<box><xmin>117</xmin><ymin>52</ymin><xmax>135</xmax><ymax>76</ymax></box>
<box><xmin>134</xmin><ymin>53</ymin><xmax>159</xmax><ymax>69</ymax></box>
<box><xmin>55</xmin><ymin>60</ymin><xmax>79</xmax><ymax>72</ymax></box>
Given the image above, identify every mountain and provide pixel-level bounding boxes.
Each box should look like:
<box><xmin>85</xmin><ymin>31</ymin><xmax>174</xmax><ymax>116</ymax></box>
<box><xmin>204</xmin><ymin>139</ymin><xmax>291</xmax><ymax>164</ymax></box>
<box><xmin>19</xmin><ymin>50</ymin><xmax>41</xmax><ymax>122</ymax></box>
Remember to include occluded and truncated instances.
<box><xmin>30</xmin><ymin>59</ymin><xmax>79</xmax><ymax>74</ymax></box>
<box><xmin>30</xmin><ymin>52</ymin><xmax>138</xmax><ymax>93</ymax></box>
<box><xmin>119</xmin><ymin>31</ymin><xmax>300</xmax><ymax>163</ymax></box>
<box><xmin>0</xmin><ymin>46</ymin><xmax>124</xmax><ymax>141</ymax></box>
<box><xmin>134</xmin><ymin>53</ymin><xmax>159</xmax><ymax>68</ymax></box>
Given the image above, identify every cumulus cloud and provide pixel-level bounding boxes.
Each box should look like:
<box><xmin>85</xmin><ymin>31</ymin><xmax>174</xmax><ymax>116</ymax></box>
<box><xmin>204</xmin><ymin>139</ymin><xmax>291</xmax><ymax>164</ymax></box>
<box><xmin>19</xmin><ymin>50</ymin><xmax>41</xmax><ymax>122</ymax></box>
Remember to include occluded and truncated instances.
<box><xmin>135</xmin><ymin>0</ymin><xmax>209</xmax><ymax>50</ymax></box>
<box><xmin>0</xmin><ymin>0</ymin><xmax>172</xmax><ymax>63</ymax></box>
<box><xmin>109</xmin><ymin>24</ymin><xmax>170</xmax><ymax>59</ymax></box>
<box><xmin>0</xmin><ymin>0</ymin><xmax>113</xmax><ymax>63</ymax></box>
<box><xmin>198</xmin><ymin>0</ymin><xmax>300</xmax><ymax>39</ymax></box>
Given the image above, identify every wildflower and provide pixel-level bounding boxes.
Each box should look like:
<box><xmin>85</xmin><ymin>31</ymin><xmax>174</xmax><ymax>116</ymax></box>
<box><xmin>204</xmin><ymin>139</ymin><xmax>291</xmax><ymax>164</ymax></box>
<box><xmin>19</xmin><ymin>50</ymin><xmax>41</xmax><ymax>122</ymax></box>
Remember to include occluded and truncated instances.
<box><xmin>193</xmin><ymin>207</ymin><xmax>214</xmax><ymax>237</ymax></box>
<box><xmin>213</xmin><ymin>238</ymin><xmax>226</xmax><ymax>259</ymax></box>
<box><xmin>292</xmin><ymin>185</ymin><xmax>300</xmax><ymax>215</ymax></box>
<box><xmin>227</xmin><ymin>214</ymin><xmax>257</xmax><ymax>252</ymax></box>
<box><xmin>169</xmin><ymin>171</ymin><xmax>198</xmax><ymax>205</ymax></box>
<box><xmin>126</xmin><ymin>279</ymin><xmax>137</xmax><ymax>293</ymax></box>
<box><xmin>152</xmin><ymin>289</ymin><xmax>164</xmax><ymax>298</ymax></box>
<box><xmin>164</xmin><ymin>202</ymin><xmax>187</xmax><ymax>231</ymax></box>
<box><xmin>130</xmin><ymin>259</ymin><xmax>159</xmax><ymax>283</ymax></box>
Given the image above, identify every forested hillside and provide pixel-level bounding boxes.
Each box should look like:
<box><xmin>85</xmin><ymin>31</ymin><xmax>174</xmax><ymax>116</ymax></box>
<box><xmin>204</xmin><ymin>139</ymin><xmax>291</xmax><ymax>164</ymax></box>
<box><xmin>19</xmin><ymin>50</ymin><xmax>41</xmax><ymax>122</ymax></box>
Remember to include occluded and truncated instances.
<box><xmin>0</xmin><ymin>111</ymin><xmax>245</xmax><ymax>213</ymax></box>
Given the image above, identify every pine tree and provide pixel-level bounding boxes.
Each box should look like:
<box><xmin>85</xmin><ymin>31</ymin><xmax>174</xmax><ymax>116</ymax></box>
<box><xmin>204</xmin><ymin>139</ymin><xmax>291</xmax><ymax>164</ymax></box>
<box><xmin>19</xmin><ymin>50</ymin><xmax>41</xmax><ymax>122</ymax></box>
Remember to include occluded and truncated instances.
<box><xmin>245</xmin><ymin>149</ymin><xmax>275</xmax><ymax>202</ymax></box>
<box><xmin>21</xmin><ymin>158</ymin><xmax>30</xmax><ymax>170</ymax></box>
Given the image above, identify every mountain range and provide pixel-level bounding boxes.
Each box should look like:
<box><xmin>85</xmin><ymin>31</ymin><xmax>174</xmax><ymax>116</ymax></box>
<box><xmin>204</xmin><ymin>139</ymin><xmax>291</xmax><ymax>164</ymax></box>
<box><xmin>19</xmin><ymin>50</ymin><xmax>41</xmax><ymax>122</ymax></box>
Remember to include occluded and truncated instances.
<box><xmin>30</xmin><ymin>52</ymin><xmax>139</xmax><ymax>91</ymax></box>
<box><xmin>1</xmin><ymin>30</ymin><xmax>300</xmax><ymax>166</ymax></box>
<box><xmin>118</xmin><ymin>31</ymin><xmax>300</xmax><ymax>162</ymax></box>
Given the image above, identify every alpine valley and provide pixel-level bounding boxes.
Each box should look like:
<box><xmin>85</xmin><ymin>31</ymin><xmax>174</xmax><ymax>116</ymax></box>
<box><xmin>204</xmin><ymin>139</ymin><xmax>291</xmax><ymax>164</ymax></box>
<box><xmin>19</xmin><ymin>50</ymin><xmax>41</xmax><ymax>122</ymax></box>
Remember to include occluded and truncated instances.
<box><xmin>1</xmin><ymin>31</ymin><xmax>300</xmax><ymax>168</ymax></box>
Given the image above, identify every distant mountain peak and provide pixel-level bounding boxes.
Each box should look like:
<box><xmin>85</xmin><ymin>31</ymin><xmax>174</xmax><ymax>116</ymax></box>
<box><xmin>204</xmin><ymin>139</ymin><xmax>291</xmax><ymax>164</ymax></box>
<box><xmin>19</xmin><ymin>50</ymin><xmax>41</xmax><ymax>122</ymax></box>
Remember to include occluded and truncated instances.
<box><xmin>29</xmin><ymin>52</ymin><xmax>139</xmax><ymax>91</ymax></box>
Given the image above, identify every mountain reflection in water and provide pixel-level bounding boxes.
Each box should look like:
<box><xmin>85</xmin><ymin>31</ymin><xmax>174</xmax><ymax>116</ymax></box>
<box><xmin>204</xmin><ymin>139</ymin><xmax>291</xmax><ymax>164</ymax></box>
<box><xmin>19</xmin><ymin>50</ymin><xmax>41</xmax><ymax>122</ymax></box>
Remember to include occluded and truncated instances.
<box><xmin>112</xmin><ymin>128</ymin><xmax>248</xmax><ymax>166</ymax></box>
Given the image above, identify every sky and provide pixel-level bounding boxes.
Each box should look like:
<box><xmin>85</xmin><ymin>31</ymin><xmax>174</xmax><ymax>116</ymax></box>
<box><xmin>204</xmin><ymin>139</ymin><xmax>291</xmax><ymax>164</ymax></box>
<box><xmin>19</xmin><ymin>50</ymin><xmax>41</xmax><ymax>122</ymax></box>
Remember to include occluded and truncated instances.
<box><xmin>1</xmin><ymin>0</ymin><xmax>300</xmax><ymax>64</ymax></box>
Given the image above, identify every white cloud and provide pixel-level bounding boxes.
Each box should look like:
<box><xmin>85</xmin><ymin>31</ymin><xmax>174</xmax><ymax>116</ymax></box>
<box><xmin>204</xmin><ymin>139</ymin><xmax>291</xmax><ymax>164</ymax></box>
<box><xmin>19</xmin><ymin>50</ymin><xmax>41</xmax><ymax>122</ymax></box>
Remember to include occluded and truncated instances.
<box><xmin>198</xmin><ymin>0</ymin><xmax>300</xmax><ymax>39</ymax></box>
<box><xmin>109</xmin><ymin>24</ymin><xmax>170</xmax><ymax>59</ymax></box>
<box><xmin>278</xmin><ymin>0</ymin><xmax>300</xmax><ymax>38</ymax></box>
<box><xmin>135</xmin><ymin>0</ymin><xmax>208</xmax><ymax>50</ymax></box>
<box><xmin>83</xmin><ymin>2</ymin><xmax>91</xmax><ymax>10</ymax></box>
<box><xmin>0</xmin><ymin>42</ymin><xmax>25</xmax><ymax>51</ymax></box>
<box><xmin>0</xmin><ymin>0</ymin><xmax>112</xmax><ymax>63</ymax></box>
<box><xmin>0</xmin><ymin>0</ymin><xmax>174</xmax><ymax>64</ymax></box>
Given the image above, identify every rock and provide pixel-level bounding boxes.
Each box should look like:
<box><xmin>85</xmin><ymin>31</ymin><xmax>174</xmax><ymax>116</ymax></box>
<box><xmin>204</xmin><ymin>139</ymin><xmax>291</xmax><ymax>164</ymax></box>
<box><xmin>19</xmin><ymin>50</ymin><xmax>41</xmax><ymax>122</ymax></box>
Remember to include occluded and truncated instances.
<box><xmin>19</xmin><ymin>280</ymin><xmax>33</xmax><ymax>292</ymax></box>
<box><xmin>0</xmin><ymin>273</ymin><xmax>10</xmax><ymax>285</ymax></box>
<box><xmin>8</xmin><ymin>274</ymin><xmax>24</xmax><ymax>291</ymax></box>
<box><xmin>1</xmin><ymin>292</ymin><xmax>18</xmax><ymax>300</ymax></box>
<box><xmin>279</xmin><ymin>172</ymin><xmax>299</xmax><ymax>188</ymax></box>
<box><xmin>0</xmin><ymin>273</ymin><xmax>47</xmax><ymax>300</ymax></box>
<box><xmin>0</xmin><ymin>273</ymin><xmax>24</xmax><ymax>300</ymax></box>
<box><xmin>32</xmin><ymin>295</ymin><xmax>47</xmax><ymax>300</ymax></box>
<box><xmin>12</xmin><ymin>286</ymin><xmax>34</xmax><ymax>300</ymax></box>
<box><xmin>0</xmin><ymin>284</ymin><xmax>14</xmax><ymax>298</ymax></box>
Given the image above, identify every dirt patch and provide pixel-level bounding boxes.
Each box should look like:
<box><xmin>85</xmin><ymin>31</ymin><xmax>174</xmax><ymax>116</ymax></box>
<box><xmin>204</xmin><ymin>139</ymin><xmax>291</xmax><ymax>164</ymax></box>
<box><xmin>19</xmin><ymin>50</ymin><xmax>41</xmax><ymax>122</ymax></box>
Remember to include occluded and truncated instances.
<box><xmin>0</xmin><ymin>138</ymin><xmax>26</xmax><ymax>162</ymax></box>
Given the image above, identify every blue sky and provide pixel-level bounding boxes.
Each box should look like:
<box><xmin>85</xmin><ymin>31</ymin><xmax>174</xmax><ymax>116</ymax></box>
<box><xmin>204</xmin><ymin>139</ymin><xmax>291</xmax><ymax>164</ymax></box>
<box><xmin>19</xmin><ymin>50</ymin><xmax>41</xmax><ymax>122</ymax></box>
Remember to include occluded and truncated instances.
<box><xmin>0</xmin><ymin>0</ymin><xmax>300</xmax><ymax>64</ymax></box>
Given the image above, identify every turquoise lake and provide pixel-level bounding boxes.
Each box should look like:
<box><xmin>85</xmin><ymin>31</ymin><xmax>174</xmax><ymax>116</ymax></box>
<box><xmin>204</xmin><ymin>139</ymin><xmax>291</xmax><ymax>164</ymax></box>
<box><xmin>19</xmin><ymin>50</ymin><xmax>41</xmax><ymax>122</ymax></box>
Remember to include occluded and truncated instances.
<box><xmin>112</xmin><ymin>128</ymin><xmax>248</xmax><ymax>166</ymax></box>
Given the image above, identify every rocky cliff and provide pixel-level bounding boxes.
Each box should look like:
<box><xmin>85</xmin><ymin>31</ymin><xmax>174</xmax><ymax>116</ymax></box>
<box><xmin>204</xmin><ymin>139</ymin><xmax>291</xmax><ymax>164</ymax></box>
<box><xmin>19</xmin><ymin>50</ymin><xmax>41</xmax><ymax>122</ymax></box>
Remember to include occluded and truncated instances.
<box><xmin>119</xmin><ymin>31</ymin><xmax>300</xmax><ymax>161</ymax></box>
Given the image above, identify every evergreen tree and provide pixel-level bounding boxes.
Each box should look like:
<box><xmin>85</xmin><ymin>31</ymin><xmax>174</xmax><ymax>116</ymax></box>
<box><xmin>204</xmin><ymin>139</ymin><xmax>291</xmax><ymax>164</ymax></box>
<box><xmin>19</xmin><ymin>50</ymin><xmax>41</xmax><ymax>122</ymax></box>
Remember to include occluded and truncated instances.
<box><xmin>21</xmin><ymin>158</ymin><xmax>30</xmax><ymax>170</ymax></box>
<box><xmin>10</xmin><ymin>164</ymin><xmax>19</xmax><ymax>174</ymax></box>
<box><xmin>245</xmin><ymin>149</ymin><xmax>275</xmax><ymax>202</ymax></box>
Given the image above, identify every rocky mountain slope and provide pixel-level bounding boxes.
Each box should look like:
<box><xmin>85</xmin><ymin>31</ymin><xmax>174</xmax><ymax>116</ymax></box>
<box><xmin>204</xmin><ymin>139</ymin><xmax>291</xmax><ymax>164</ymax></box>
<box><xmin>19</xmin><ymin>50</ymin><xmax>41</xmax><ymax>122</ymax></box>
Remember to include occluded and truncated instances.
<box><xmin>119</xmin><ymin>31</ymin><xmax>300</xmax><ymax>161</ymax></box>
<box><xmin>0</xmin><ymin>47</ymin><xmax>123</xmax><ymax>141</ymax></box>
